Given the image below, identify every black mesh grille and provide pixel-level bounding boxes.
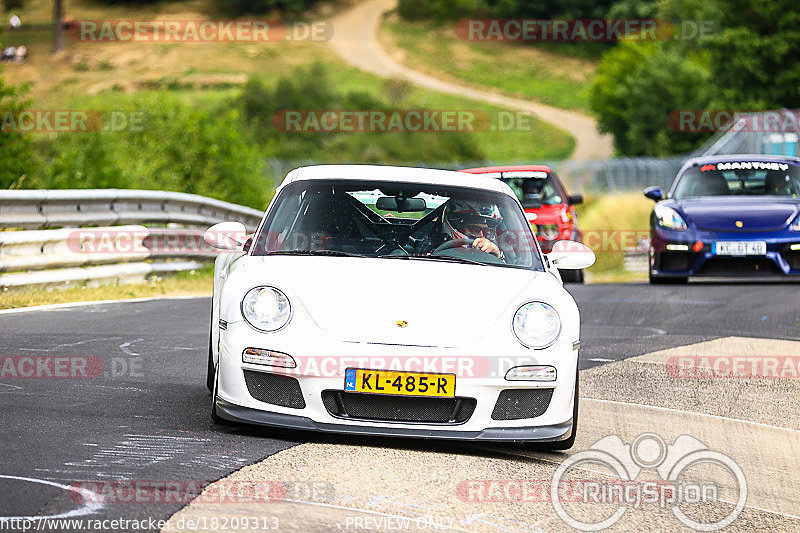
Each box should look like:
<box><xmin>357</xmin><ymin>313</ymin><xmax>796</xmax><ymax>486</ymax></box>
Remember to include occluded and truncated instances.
<box><xmin>781</xmin><ymin>249</ymin><xmax>800</xmax><ymax>270</ymax></box>
<box><xmin>697</xmin><ymin>257</ymin><xmax>780</xmax><ymax>276</ymax></box>
<box><xmin>322</xmin><ymin>391</ymin><xmax>476</xmax><ymax>424</ymax></box>
<box><xmin>243</xmin><ymin>370</ymin><xmax>305</xmax><ymax>409</ymax></box>
<box><xmin>491</xmin><ymin>388</ymin><xmax>553</xmax><ymax>420</ymax></box>
<box><xmin>659</xmin><ymin>252</ymin><xmax>692</xmax><ymax>272</ymax></box>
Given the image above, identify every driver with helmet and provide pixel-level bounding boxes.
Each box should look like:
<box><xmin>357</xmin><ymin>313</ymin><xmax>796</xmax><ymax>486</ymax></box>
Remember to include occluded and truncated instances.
<box><xmin>441</xmin><ymin>199</ymin><xmax>504</xmax><ymax>260</ymax></box>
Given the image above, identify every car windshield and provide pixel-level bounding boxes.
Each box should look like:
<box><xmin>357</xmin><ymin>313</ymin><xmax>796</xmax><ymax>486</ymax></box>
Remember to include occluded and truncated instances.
<box><xmin>499</xmin><ymin>171</ymin><xmax>564</xmax><ymax>207</ymax></box>
<box><xmin>673</xmin><ymin>162</ymin><xmax>800</xmax><ymax>199</ymax></box>
<box><xmin>251</xmin><ymin>179</ymin><xmax>544</xmax><ymax>270</ymax></box>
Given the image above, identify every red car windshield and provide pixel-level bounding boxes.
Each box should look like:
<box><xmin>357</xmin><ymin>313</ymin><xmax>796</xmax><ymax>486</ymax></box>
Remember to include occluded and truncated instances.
<box><xmin>500</xmin><ymin>172</ymin><xmax>565</xmax><ymax>207</ymax></box>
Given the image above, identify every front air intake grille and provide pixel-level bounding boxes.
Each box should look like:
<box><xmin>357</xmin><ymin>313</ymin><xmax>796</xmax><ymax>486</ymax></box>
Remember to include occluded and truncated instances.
<box><xmin>659</xmin><ymin>252</ymin><xmax>692</xmax><ymax>272</ymax></box>
<box><xmin>696</xmin><ymin>257</ymin><xmax>780</xmax><ymax>277</ymax></box>
<box><xmin>321</xmin><ymin>391</ymin><xmax>476</xmax><ymax>425</ymax></box>
<box><xmin>243</xmin><ymin>370</ymin><xmax>305</xmax><ymax>409</ymax></box>
<box><xmin>781</xmin><ymin>248</ymin><xmax>800</xmax><ymax>270</ymax></box>
<box><xmin>491</xmin><ymin>388</ymin><xmax>553</xmax><ymax>420</ymax></box>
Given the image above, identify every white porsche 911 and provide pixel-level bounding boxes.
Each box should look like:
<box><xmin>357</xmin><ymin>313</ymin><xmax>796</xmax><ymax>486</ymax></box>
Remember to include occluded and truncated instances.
<box><xmin>203</xmin><ymin>165</ymin><xmax>595</xmax><ymax>449</ymax></box>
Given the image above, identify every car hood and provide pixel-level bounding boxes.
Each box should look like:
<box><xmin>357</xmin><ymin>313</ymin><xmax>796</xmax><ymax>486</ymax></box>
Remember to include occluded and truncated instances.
<box><xmin>523</xmin><ymin>203</ymin><xmax>566</xmax><ymax>225</ymax></box>
<box><xmin>676</xmin><ymin>197</ymin><xmax>800</xmax><ymax>231</ymax></box>
<box><xmin>249</xmin><ymin>256</ymin><xmax>543</xmax><ymax>347</ymax></box>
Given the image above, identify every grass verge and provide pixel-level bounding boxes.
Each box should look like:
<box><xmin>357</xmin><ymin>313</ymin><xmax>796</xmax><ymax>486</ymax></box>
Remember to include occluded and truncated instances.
<box><xmin>576</xmin><ymin>191</ymin><xmax>653</xmax><ymax>280</ymax></box>
<box><xmin>0</xmin><ymin>266</ymin><xmax>212</xmax><ymax>310</ymax></box>
<box><xmin>10</xmin><ymin>1</ymin><xmax>574</xmax><ymax>163</ymax></box>
<box><xmin>380</xmin><ymin>16</ymin><xmax>598</xmax><ymax>112</ymax></box>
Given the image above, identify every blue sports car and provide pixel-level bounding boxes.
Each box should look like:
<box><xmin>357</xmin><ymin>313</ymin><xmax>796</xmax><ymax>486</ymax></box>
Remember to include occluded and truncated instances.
<box><xmin>644</xmin><ymin>154</ymin><xmax>800</xmax><ymax>283</ymax></box>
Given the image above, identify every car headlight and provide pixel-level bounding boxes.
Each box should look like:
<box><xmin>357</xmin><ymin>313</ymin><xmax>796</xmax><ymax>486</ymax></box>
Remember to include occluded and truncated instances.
<box><xmin>791</xmin><ymin>213</ymin><xmax>800</xmax><ymax>231</ymax></box>
<box><xmin>512</xmin><ymin>302</ymin><xmax>561</xmax><ymax>349</ymax></box>
<box><xmin>654</xmin><ymin>204</ymin><xmax>688</xmax><ymax>231</ymax></box>
<box><xmin>241</xmin><ymin>286</ymin><xmax>291</xmax><ymax>332</ymax></box>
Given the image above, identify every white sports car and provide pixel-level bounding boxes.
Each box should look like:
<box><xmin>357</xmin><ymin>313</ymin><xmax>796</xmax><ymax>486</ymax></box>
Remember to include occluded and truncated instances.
<box><xmin>203</xmin><ymin>165</ymin><xmax>595</xmax><ymax>449</ymax></box>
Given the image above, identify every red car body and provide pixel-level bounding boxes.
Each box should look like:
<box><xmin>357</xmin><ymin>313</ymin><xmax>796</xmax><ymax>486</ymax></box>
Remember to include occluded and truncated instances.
<box><xmin>459</xmin><ymin>165</ymin><xmax>583</xmax><ymax>253</ymax></box>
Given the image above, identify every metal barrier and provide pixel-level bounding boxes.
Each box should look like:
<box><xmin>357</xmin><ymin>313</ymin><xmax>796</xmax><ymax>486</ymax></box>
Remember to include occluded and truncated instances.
<box><xmin>0</xmin><ymin>190</ymin><xmax>264</xmax><ymax>288</ymax></box>
<box><xmin>0</xmin><ymin>189</ymin><xmax>263</xmax><ymax>230</ymax></box>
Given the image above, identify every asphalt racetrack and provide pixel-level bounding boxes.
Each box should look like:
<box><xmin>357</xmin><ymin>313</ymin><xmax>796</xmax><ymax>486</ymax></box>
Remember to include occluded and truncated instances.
<box><xmin>1</xmin><ymin>283</ymin><xmax>798</xmax><ymax>531</ymax></box>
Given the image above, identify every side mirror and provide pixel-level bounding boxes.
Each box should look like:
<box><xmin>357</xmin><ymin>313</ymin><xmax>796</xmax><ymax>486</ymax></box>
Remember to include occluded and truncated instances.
<box><xmin>643</xmin><ymin>186</ymin><xmax>664</xmax><ymax>202</ymax></box>
<box><xmin>548</xmin><ymin>240</ymin><xmax>596</xmax><ymax>270</ymax></box>
<box><xmin>203</xmin><ymin>221</ymin><xmax>248</xmax><ymax>251</ymax></box>
<box><xmin>567</xmin><ymin>194</ymin><xmax>583</xmax><ymax>205</ymax></box>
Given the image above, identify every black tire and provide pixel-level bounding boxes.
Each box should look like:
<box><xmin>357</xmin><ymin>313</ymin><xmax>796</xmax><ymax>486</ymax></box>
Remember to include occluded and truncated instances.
<box><xmin>560</xmin><ymin>269</ymin><xmax>584</xmax><ymax>283</ymax></box>
<box><xmin>649</xmin><ymin>271</ymin><xmax>688</xmax><ymax>284</ymax></box>
<box><xmin>211</xmin><ymin>363</ymin><xmax>232</xmax><ymax>426</ymax></box>
<box><xmin>206</xmin><ymin>303</ymin><xmax>215</xmax><ymax>393</ymax></box>
<box><xmin>206</xmin><ymin>336</ymin><xmax>215</xmax><ymax>393</ymax></box>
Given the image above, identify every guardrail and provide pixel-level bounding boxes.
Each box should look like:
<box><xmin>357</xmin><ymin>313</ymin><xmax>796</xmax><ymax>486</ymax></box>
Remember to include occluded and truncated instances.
<box><xmin>0</xmin><ymin>190</ymin><xmax>264</xmax><ymax>288</ymax></box>
<box><xmin>0</xmin><ymin>189</ymin><xmax>263</xmax><ymax>230</ymax></box>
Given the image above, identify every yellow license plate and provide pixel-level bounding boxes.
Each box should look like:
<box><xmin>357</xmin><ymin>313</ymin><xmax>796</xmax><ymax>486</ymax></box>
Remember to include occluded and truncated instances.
<box><xmin>344</xmin><ymin>368</ymin><xmax>455</xmax><ymax>397</ymax></box>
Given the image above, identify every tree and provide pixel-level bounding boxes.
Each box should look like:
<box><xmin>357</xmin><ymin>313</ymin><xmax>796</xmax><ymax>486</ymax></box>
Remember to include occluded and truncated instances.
<box><xmin>590</xmin><ymin>40</ymin><xmax>712</xmax><ymax>155</ymax></box>
<box><xmin>53</xmin><ymin>0</ymin><xmax>64</xmax><ymax>53</ymax></box>
<box><xmin>0</xmin><ymin>36</ymin><xmax>37</xmax><ymax>189</ymax></box>
<box><xmin>702</xmin><ymin>0</ymin><xmax>800</xmax><ymax>109</ymax></box>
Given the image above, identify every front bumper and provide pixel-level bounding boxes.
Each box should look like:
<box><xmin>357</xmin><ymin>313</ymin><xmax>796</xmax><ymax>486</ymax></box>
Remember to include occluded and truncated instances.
<box><xmin>215</xmin><ymin>321</ymin><xmax>578</xmax><ymax>442</ymax></box>
<box><xmin>650</xmin><ymin>226</ymin><xmax>800</xmax><ymax>277</ymax></box>
<box><xmin>215</xmin><ymin>398</ymin><xmax>573</xmax><ymax>442</ymax></box>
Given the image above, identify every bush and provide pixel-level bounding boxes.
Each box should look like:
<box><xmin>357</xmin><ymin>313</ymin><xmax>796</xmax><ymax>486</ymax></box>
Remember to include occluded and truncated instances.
<box><xmin>0</xmin><ymin>38</ymin><xmax>38</xmax><ymax>190</ymax></box>
<box><xmin>237</xmin><ymin>62</ymin><xmax>485</xmax><ymax>163</ymax></box>
<box><xmin>214</xmin><ymin>0</ymin><xmax>315</xmax><ymax>15</ymax></box>
<box><xmin>36</xmin><ymin>95</ymin><xmax>270</xmax><ymax>209</ymax></box>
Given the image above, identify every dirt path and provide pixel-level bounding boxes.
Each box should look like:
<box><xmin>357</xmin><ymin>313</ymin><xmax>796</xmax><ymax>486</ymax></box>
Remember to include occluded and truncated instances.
<box><xmin>328</xmin><ymin>0</ymin><xmax>614</xmax><ymax>161</ymax></box>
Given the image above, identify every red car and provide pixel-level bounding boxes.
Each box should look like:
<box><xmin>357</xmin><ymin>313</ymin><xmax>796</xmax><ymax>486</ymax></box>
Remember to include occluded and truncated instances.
<box><xmin>460</xmin><ymin>165</ymin><xmax>585</xmax><ymax>282</ymax></box>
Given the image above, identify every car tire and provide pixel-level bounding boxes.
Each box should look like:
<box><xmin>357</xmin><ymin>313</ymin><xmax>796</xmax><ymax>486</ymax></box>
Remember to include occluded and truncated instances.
<box><xmin>649</xmin><ymin>270</ymin><xmax>688</xmax><ymax>284</ymax></box>
<box><xmin>211</xmin><ymin>364</ymin><xmax>232</xmax><ymax>426</ymax></box>
<box><xmin>560</xmin><ymin>269</ymin><xmax>584</xmax><ymax>283</ymax></box>
<box><xmin>206</xmin><ymin>335</ymin><xmax>215</xmax><ymax>393</ymax></box>
<box><xmin>523</xmin><ymin>367</ymin><xmax>578</xmax><ymax>451</ymax></box>
<box><xmin>206</xmin><ymin>303</ymin><xmax>215</xmax><ymax>393</ymax></box>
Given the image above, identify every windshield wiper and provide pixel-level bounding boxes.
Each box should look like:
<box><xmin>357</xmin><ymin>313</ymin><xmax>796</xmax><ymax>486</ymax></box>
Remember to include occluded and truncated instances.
<box><xmin>377</xmin><ymin>253</ymin><xmax>487</xmax><ymax>266</ymax></box>
<box><xmin>264</xmin><ymin>250</ymin><xmax>364</xmax><ymax>257</ymax></box>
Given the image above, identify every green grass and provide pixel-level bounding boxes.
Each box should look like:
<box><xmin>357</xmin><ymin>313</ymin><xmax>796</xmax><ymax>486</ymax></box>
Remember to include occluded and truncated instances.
<box><xmin>0</xmin><ymin>265</ymin><xmax>213</xmax><ymax>310</ymax></box>
<box><xmin>380</xmin><ymin>17</ymin><xmax>598</xmax><ymax>112</ymax></box>
<box><xmin>11</xmin><ymin>12</ymin><xmax>574</xmax><ymax>164</ymax></box>
<box><xmin>575</xmin><ymin>192</ymin><xmax>653</xmax><ymax>274</ymax></box>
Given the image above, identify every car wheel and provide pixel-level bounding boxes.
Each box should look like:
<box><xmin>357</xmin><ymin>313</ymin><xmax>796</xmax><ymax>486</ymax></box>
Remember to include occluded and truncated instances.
<box><xmin>523</xmin><ymin>367</ymin><xmax>578</xmax><ymax>451</ymax></box>
<box><xmin>206</xmin><ymin>330</ymin><xmax>215</xmax><ymax>393</ymax></box>
<box><xmin>206</xmin><ymin>303</ymin><xmax>215</xmax><ymax>393</ymax></box>
<box><xmin>211</xmin><ymin>362</ymin><xmax>232</xmax><ymax>426</ymax></box>
<box><xmin>649</xmin><ymin>272</ymin><xmax>688</xmax><ymax>284</ymax></box>
<box><xmin>560</xmin><ymin>269</ymin><xmax>584</xmax><ymax>283</ymax></box>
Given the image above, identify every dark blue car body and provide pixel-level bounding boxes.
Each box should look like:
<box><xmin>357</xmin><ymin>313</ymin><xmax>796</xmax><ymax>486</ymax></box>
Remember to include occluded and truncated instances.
<box><xmin>645</xmin><ymin>154</ymin><xmax>800</xmax><ymax>282</ymax></box>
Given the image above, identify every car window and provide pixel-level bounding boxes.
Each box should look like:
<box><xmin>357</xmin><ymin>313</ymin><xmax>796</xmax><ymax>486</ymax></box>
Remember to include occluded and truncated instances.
<box><xmin>500</xmin><ymin>172</ymin><xmax>564</xmax><ymax>206</ymax></box>
<box><xmin>252</xmin><ymin>179</ymin><xmax>544</xmax><ymax>271</ymax></box>
<box><xmin>673</xmin><ymin>162</ymin><xmax>800</xmax><ymax>199</ymax></box>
